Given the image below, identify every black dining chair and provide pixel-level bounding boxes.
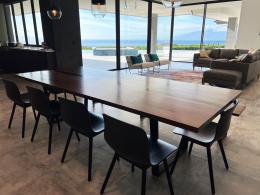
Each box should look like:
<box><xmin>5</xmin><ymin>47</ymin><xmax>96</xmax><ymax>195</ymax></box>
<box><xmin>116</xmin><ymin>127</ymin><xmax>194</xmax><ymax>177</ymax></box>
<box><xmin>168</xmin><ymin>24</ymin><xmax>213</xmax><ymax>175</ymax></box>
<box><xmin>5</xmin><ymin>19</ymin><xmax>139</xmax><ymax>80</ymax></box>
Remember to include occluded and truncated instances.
<box><xmin>2</xmin><ymin>79</ymin><xmax>36</xmax><ymax>138</ymax></box>
<box><xmin>59</xmin><ymin>97</ymin><xmax>104</xmax><ymax>181</ymax></box>
<box><xmin>43</xmin><ymin>86</ymin><xmax>77</xmax><ymax>102</ymax></box>
<box><xmin>101</xmin><ymin>114</ymin><xmax>177</xmax><ymax>195</ymax></box>
<box><xmin>27</xmin><ymin>86</ymin><xmax>61</xmax><ymax>155</ymax></box>
<box><xmin>170</xmin><ymin>100</ymin><xmax>238</xmax><ymax>194</ymax></box>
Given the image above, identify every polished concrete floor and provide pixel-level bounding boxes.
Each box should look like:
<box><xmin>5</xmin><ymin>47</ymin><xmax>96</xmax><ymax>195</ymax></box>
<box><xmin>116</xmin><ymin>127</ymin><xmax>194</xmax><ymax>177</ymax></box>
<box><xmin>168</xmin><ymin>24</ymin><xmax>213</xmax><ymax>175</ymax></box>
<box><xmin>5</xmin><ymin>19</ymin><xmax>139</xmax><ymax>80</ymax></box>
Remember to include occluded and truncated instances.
<box><xmin>0</xmin><ymin>68</ymin><xmax>260</xmax><ymax>195</ymax></box>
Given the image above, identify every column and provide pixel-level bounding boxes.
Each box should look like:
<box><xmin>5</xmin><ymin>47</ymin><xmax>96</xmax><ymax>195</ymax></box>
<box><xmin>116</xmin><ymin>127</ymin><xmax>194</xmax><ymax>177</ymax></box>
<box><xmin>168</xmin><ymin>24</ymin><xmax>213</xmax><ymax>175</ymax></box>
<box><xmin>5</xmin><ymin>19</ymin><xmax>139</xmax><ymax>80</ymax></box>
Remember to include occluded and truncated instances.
<box><xmin>236</xmin><ymin>0</ymin><xmax>260</xmax><ymax>49</ymax></box>
<box><xmin>0</xmin><ymin>3</ymin><xmax>8</xmax><ymax>45</ymax></box>
<box><xmin>151</xmin><ymin>13</ymin><xmax>158</xmax><ymax>54</ymax></box>
<box><xmin>225</xmin><ymin>17</ymin><xmax>238</xmax><ymax>49</ymax></box>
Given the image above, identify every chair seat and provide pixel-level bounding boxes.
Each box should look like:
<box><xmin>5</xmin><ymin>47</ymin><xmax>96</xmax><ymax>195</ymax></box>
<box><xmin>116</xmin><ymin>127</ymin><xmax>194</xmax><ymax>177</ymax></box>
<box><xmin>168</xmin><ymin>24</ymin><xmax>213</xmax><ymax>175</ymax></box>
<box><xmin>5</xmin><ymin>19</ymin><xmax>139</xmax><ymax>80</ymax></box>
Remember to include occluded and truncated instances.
<box><xmin>20</xmin><ymin>93</ymin><xmax>31</xmax><ymax>106</ymax></box>
<box><xmin>173</xmin><ymin>122</ymin><xmax>217</xmax><ymax>144</ymax></box>
<box><xmin>44</xmin><ymin>86</ymin><xmax>64</xmax><ymax>94</ymax></box>
<box><xmin>89</xmin><ymin>111</ymin><xmax>104</xmax><ymax>134</ymax></box>
<box><xmin>149</xmin><ymin>138</ymin><xmax>177</xmax><ymax>166</ymax></box>
<box><xmin>49</xmin><ymin>100</ymin><xmax>61</xmax><ymax>117</ymax></box>
<box><xmin>76</xmin><ymin>111</ymin><xmax>104</xmax><ymax>137</ymax></box>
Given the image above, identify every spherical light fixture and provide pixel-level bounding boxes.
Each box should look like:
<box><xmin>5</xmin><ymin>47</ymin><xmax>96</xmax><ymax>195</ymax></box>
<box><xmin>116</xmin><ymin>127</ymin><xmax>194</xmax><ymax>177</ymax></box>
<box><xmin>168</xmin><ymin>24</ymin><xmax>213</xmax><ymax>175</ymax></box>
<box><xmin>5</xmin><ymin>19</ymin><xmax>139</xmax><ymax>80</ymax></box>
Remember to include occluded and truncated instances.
<box><xmin>91</xmin><ymin>0</ymin><xmax>106</xmax><ymax>18</ymax></box>
<box><xmin>161</xmin><ymin>0</ymin><xmax>182</xmax><ymax>8</ymax></box>
<box><xmin>47</xmin><ymin>1</ymin><xmax>62</xmax><ymax>20</ymax></box>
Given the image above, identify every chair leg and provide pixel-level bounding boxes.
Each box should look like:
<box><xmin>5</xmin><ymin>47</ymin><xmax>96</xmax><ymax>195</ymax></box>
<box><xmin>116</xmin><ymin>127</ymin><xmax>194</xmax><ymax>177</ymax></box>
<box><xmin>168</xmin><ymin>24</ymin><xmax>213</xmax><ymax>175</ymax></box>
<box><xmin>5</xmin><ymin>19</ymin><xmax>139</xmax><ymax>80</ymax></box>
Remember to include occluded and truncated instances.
<box><xmin>131</xmin><ymin>164</ymin><xmax>135</xmax><ymax>172</ymax></box>
<box><xmin>31</xmin><ymin>113</ymin><xmax>40</xmax><ymax>142</ymax></box>
<box><xmin>170</xmin><ymin>137</ymin><xmax>185</xmax><ymax>175</ymax></box>
<box><xmin>88</xmin><ymin>138</ymin><xmax>93</xmax><ymax>181</ymax></box>
<box><xmin>56</xmin><ymin>118</ymin><xmax>61</xmax><ymax>131</ymax></box>
<box><xmin>74</xmin><ymin>131</ymin><xmax>80</xmax><ymax>142</ymax></box>
<box><xmin>218</xmin><ymin>140</ymin><xmax>229</xmax><ymax>170</ymax></box>
<box><xmin>48</xmin><ymin>120</ymin><xmax>53</xmax><ymax>155</ymax></box>
<box><xmin>163</xmin><ymin>159</ymin><xmax>174</xmax><ymax>195</ymax></box>
<box><xmin>64</xmin><ymin>92</ymin><xmax>67</xmax><ymax>99</ymax></box>
<box><xmin>141</xmin><ymin>169</ymin><xmax>147</xmax><ymax>195</ymax></box>
<box><xmin>54</xmin><ymin>93</ymin><xmax>57</xmax><ymax>101</ymax></box>
<box><xmin>32</xmin><ymin>108</ymin><xmax>37</xmax><ymax>119</ymax></box>
<box><xmin>207</xmin><ymin>146</ymin><xmax>215</xmax><ymax>194</ymax></box>
<box><xmin>22</xmin><ymin>107</ymin><xmax>26</xmax><ymax>138</ymax></box>
<box><xmin>100</xmin><ymin>154</ymin><xmax>117</xmax><ymax>194</ymax></box>
<box><xmin>188</xmin><ymin>142</ymin><xmax>193</xmax><ymax>155</ymax></box>
<box><xmin>8</xmin><ymin>103</ymin><xmax>16</xmax><ymax>129</ymax></box>
<box><xmin>61</xmin><ymin>129</ymin><xmax>73</xmax><ymax>163</ymax></box>
<box><xmin>73</xmin><ymin>95</ymin><xmax>77</xmax><ymax>102</ymax></box>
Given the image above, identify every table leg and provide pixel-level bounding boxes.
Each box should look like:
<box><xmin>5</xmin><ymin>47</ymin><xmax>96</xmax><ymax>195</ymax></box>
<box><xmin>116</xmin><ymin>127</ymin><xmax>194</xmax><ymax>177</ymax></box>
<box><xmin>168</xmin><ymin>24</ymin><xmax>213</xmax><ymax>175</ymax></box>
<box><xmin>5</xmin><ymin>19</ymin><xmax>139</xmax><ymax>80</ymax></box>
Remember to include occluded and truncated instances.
<box><xmin>84</xmin><ymin>97</ymin><xmax>88</xmax><ymax>108</ymax></box>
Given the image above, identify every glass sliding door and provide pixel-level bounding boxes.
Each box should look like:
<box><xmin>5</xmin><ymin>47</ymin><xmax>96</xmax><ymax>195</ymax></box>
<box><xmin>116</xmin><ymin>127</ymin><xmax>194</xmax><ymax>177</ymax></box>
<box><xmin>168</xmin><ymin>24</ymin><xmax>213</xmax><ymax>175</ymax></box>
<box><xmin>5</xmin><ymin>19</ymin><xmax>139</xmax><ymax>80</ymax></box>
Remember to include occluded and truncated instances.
<box><xmin>172</xmin><ymin>5</ymin><xmax>204</xmax><ymax>62</ymax></box>
<box><xmin>120</xmin><ymin>0</ymin><xmax>148</xmax><ymax>68</ymax></box>
<box><xmin>79</xmin><ymin>0</ymin><xmax>116</xmax><ymax>70</ymax></box>
<box><xmin>203</xmin><ymin>1</ymin><xmax>242</xmax><ymax>49</ymax></box>
<box><xmin>151</xmin><ymin>3</ymin><xmax>171</xmax><ymax>60</ymax></box>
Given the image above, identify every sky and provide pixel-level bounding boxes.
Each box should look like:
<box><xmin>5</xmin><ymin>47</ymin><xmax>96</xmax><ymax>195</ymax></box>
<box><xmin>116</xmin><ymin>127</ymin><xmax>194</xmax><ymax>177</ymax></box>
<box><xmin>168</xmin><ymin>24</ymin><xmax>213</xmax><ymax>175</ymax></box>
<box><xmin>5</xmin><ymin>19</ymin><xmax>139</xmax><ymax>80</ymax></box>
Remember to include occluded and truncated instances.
<box><xmin>13</xmin><ymin>9</ymin><xmax>227</xmax><ymax>45</ymax></box>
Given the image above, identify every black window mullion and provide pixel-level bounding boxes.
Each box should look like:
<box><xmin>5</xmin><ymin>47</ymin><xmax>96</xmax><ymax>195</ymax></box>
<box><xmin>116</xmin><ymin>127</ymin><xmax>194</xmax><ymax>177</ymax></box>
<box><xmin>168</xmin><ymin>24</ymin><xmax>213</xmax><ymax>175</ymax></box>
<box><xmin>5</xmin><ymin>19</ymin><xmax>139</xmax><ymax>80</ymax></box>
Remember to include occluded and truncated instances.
<box><xmin>169</xmin><ymin>8</ymin><xmax>175</xmax><ymax>61</ymax></box>
<box><xmin>20</xmin><ymin>0</ymin><xmax>28</xmax><ymax>45</ymax></box>
<box><xmin>147</xmin><ymin>1</ymin><xmax>152</xmax><ymax>54</ymax></box>
<box><xmin>3</xmin><ymin>5</ymin><xmax>11</xmax><ymax>43</ymax></box>
<box><xmin>200</xmin><ymin>3</ymin><xmax>207</xmax><ymax>50</ymax></box>
<box><xmin>11</xmin><ymin>3</ymin><xmax>19</xmax><ymax>43</ymax></box>
<box><xmin>115</xmin><ymin>0</ymin><xmax>120</xmax><ymax>70</ymax></box>
<box><xmin>30</xmin><ymin>0</ymin><xmax>39</xmax><ymax>45</ymax></box>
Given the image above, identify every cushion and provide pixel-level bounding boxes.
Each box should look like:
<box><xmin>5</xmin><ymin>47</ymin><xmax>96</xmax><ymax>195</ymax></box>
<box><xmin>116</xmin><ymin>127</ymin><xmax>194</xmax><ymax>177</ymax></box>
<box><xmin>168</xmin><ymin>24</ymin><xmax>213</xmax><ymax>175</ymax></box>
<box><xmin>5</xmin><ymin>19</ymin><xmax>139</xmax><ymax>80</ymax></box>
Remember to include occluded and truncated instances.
<box><xmin>203</xmin><ymin>69</ymin><xmax>242</xmax><ymax>82</ymax></box>
<box><xmin>219</xmin><ymin>49</ymin><xmax>238</xmax><ymax>59</ymax></box>
<box><xmin>149</xmin><ymin>54</ymin><xmax>159</xmax><ymax>61</ymax></box>
<box><xmin>248</xmin><ymin>49</ymin><xmax>258</xmax><ymax>54</ymax></box>
<box><xmin>209</xmin><ymin>49</ymin><xmax>220</xmax><ymax>59</ymax></box>
<box><xmin>131</xmin><ymin>54</ymin><xmax>143</xmax><ymax>64</ymax></box>
<box><xmin>237</xmin><ymin>49</ymin><xmax>249</xmax><ymax>56</ymax></box>
<box><xmin>199</xmin><ymin>50</ymin><xmax>210</xmax><ymax>58</ymax></box>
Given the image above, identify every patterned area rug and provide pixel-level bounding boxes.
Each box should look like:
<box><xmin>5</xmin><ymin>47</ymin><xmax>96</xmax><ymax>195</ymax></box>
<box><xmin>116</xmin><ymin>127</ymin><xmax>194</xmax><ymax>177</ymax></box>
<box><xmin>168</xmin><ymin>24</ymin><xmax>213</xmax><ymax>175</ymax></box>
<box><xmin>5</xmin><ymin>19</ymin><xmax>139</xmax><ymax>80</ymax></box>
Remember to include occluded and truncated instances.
<box><xmin>142</xmin><ymin>70</ymin><xmax>204</xmax><ymax>84</ymax></box>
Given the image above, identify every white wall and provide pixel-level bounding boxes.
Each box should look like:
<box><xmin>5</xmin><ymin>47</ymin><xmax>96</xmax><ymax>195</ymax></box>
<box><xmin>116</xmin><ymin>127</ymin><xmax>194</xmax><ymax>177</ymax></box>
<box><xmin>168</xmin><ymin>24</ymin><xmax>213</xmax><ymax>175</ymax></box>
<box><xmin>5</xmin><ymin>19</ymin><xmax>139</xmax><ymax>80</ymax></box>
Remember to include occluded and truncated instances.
<box><xmin>236</xmin><ymin>0</ymin><xmax>260</xmax><ymax>49</ymax></box>
<box><xmin>0</xmin><ymin>3</ymin><xmax>8</xmax><ymax>45</ymax></box>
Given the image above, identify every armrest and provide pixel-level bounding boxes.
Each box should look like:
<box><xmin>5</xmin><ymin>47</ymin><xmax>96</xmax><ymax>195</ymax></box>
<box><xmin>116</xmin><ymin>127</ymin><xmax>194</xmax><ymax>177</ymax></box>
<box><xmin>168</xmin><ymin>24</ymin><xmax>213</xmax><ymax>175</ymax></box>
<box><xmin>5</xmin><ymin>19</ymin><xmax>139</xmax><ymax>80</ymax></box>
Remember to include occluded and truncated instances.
<box><xmin>211</xmin><ymin>61</ymin><xmax>251</xmax><ymax>84</ymax></box>
<box><xmin>193</xmin><ymin>53</ymin><xmax>200</xmax><ymax>64</ymax></box>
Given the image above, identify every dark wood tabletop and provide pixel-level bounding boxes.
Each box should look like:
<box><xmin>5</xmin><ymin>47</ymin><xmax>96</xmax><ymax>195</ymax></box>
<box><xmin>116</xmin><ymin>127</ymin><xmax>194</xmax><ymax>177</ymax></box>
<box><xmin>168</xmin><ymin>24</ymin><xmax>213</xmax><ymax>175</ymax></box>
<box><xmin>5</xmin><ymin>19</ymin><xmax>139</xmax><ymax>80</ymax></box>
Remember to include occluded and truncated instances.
<box><xmin>17</xmin><ymin>70</ymin><xmax>241</xmax><ymax>132</ymax></box>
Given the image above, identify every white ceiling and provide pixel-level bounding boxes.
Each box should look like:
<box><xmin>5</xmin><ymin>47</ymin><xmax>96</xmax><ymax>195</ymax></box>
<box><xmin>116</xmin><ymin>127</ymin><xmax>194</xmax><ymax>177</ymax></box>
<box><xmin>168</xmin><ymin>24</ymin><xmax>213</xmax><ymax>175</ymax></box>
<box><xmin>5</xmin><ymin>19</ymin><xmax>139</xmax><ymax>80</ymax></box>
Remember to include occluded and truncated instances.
<box><xmin>16</xmin><ymin>0</ymin><xmax>242</xmax><ymax>22</ymax></box>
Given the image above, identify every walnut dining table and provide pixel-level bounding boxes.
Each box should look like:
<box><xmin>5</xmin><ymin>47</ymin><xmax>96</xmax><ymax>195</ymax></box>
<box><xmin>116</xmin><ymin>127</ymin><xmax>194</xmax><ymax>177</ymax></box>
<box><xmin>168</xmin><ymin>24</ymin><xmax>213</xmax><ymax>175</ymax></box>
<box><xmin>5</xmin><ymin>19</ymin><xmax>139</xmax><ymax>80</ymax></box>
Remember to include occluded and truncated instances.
<box><xmin>16</xmin><ymin>68</ymin><xmax>241</xmax><ymax>176</ymax></box>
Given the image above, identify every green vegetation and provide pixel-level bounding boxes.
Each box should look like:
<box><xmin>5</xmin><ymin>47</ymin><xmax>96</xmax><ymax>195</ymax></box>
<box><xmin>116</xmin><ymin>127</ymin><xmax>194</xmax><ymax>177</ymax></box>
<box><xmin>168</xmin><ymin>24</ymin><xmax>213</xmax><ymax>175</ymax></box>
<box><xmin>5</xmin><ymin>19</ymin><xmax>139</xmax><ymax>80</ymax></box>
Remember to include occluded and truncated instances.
<box><xmin>82</xmin><ymin>44</ymin><xmax>224</xmax><ymax>51</ymax></box>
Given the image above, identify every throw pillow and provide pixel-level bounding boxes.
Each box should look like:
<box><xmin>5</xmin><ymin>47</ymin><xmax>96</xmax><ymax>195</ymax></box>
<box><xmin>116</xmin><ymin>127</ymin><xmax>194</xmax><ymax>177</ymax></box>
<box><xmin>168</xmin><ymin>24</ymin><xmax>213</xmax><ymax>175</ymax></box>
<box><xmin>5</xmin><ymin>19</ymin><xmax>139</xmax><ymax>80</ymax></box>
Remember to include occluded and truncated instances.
<box><xmin>149</xmin><ymin>54</ymin><xmax>159</xmax><ymax>61</ymax></box>
<box><xmin>199</xmin><ymin>50</ymin><xmax>210</xmax><ymax>58</ymax></box>
<box><xmin>131</xmin><ymin>54</ymin><xmax>143</xmax><ymax>64</ymax></box>
<box><xmin>237</xmin><ymin>54</ymin><xmax>248</xmax><ymax>61</ymax></box>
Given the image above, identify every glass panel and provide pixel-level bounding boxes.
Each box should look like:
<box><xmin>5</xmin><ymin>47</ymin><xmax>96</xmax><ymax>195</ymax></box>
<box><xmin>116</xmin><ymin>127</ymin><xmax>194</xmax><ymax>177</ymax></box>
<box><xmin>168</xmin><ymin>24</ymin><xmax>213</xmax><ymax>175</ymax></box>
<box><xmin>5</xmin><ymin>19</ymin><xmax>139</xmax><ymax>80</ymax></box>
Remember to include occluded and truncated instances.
<box><xmin>8</xmin><ymin>5</ymin><xmax>17</xmax><ymax>43</ymax></box>
<box><xmin>152</xmin><ymin>3</ymin><xmax>171</xmax><ymax>60</ymax></box>
<box><xmin>14</xmin><ymin>3</ymin><xmax>26</xmax><ymax>44</ymax></box>
<box><xmin>120</xmin><ymin>0</ymin><xmax>148</xmax><ymax>69</ymax></box>
<box><xmin>173</xmin><ymin>5</ymin><xmax>204</xmax><ymax>62</ymax></box>
<box><xmin>79</xmin><ymin>0</ymin><xmax>116</xmax><ymax>70</ymax></box>
<box><xmin>23</xmin><ymin>0</ymin><xmax>36</xmax><ymax>44</ymax></box>
<box><xmin>203</xmin><ymin>1</ymin><xmax>242</xmax><ymax>49</ymax></box>
<box><xmin>34</xmin><ymin>0</ymin><xmax>44</xmax><ymax>44</ymax></box>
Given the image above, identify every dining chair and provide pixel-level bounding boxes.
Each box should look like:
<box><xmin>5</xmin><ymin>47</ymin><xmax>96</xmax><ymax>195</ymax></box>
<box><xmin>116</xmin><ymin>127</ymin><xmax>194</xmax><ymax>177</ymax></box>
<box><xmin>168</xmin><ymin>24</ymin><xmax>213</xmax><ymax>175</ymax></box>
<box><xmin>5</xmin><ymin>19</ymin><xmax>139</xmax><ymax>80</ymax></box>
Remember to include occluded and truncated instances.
<box><xmin>59</xmin><ymin>97</ymin><xmax>104</xmax><ymax>181</ymax></box>
<box><xmin>43</xmin><ymin>86</ymin><xmax>77</xmax><ymax>102</ymax></box>
<box><xmin>27</xmin><ymin>86</ymin><xmax>61</xmax><ymax>155</ymax></box>
<box><xmin>100</xmin><ymin>114</ymin><xmax>177</xmax><ymax>195</ymax></box>
<box><xmin>2</xmin><ymin>79</ymin><xmax>36</xmax><ymax>138</ymax></box>
<box><xmin>170</xmin><ymin>100</ymin><xmax>238</xmax><ymax>194</ymax></box>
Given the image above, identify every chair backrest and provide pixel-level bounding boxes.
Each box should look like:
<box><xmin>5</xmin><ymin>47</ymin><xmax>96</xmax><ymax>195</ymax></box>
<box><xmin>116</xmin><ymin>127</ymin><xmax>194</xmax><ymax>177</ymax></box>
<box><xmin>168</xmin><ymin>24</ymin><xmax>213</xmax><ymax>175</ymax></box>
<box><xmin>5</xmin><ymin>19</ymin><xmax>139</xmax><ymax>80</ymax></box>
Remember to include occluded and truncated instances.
<box><xmin>26</xmin><ymin>86</ymin><xmax>51</xmax><ymax>117</ymax></box>
<box><xmin>215</xmin><ymin>100</ymin><xmax>238</xmax><ymax>140</ymax></box>
<box><xmin>2</xmin><ymin>79</ymin><xmax>22</xmax><ymax>104</ymax></box>
<box><xmin>103</xmin><ymin>114</ymin><xmax>150</xmax><ymax>168</ymax></box>
<box><xmin>125</xmin><ymin>56</ymin><xmax>133</xmax><ymax>67</ymax></box>
<box><xmin>144</xmin><ymin>54</ymin><xmax>151</xmax><ymax>62</ymax></box>
<box><xmin>59</xmin><ymin>97</ymin><xmax>92</xmax><ymax>132</ymax></box>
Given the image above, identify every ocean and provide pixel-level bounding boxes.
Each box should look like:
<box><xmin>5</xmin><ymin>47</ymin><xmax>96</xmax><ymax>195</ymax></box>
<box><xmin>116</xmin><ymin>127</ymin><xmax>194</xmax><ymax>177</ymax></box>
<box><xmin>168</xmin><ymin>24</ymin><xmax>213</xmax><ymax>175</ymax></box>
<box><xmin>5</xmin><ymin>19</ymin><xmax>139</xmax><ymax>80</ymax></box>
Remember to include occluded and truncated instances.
<box><xmin>81</xmin><ymin>40</ymin><xmax>225</xmax><ymax>47</ymax></box>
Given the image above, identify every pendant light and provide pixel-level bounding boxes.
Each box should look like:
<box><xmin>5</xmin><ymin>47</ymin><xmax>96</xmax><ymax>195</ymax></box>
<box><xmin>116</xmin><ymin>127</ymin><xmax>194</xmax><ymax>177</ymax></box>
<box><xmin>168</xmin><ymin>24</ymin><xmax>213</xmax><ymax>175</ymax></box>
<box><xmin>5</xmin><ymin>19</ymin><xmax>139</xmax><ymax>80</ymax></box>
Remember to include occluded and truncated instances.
<box><xmin>161</xmin><ymin>0</ymin><xmax>182</xmax><ymax>8</ymax></box>
<box><xmin>47</xmin><ymin>0</ymin><xmax>62</xmax><ymax>20</ymax></box>
<box><xmin>91</xmin><ymin>0</ymin><xmax>106</xmax><ymax>18</ymax></box>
